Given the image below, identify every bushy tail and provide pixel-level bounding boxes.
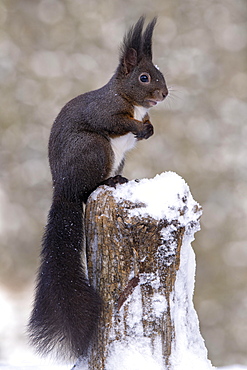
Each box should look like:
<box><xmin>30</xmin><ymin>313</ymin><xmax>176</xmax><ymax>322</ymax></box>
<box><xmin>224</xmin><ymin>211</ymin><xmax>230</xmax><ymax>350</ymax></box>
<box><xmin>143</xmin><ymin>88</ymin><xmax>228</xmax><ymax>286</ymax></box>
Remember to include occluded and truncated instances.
<box><xmin>28</xmin><ymin>196</ymin><xmax>101</xmax><ymax>360</ymax></box>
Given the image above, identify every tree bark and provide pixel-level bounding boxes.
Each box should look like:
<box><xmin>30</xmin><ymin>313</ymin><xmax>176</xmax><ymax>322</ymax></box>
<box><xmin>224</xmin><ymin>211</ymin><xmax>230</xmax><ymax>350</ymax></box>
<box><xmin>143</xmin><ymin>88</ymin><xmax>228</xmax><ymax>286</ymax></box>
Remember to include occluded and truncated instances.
<box><xmin>77</xmin><ymin>173</ymin><xmax>204</xmax><ymax>370</ymax></box>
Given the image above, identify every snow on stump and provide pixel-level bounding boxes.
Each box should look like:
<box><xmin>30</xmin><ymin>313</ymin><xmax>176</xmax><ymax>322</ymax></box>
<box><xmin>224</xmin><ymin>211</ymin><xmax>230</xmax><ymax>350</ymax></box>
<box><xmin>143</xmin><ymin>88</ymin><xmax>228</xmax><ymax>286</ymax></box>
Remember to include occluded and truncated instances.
<box><xmin>76</xmin><ymin>172</ymin><xmax>214</xmax><ymax>370</ymax></box>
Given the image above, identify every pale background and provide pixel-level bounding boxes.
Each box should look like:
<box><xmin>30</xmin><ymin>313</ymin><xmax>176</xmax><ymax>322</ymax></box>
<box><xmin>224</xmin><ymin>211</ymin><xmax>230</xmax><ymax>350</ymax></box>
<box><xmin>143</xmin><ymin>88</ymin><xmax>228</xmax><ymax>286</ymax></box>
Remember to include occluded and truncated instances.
<box><xmin>0</xmin><ymin>0</ymin><xmax>246</xmax><ymax>367</ymax></box>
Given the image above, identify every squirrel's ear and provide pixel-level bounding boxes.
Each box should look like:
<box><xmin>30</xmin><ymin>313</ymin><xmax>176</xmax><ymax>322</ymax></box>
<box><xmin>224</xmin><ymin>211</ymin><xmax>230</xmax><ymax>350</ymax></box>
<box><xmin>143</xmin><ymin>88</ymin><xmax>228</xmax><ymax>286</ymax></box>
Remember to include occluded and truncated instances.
<box><xmin>118</xmin><ymin>17</ymin><xmax>144</xmax><ymax>75</ymax></box>
<box><xmin>123</xmin><ymin>48</ymin><xmax>138</xmax><ymax>73</ymax></box>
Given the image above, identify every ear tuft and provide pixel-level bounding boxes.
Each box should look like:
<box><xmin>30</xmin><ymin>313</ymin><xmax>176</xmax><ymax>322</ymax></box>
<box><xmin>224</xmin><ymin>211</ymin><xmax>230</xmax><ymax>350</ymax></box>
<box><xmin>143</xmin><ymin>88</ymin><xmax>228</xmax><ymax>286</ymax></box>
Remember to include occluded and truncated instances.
<box><xmin>118</xmin><ymin>16</ymin><xmax>157</xmax><ymax>75</ymax></box>
<box><xmin>142</xmin><ymin>17</ymin><xmax>157</xmax><ymax>59</ymax></box>
<box><xmin>119</xmin><ymin>17</ymin><xmax>144</xmax><ymax>73</ymax></box>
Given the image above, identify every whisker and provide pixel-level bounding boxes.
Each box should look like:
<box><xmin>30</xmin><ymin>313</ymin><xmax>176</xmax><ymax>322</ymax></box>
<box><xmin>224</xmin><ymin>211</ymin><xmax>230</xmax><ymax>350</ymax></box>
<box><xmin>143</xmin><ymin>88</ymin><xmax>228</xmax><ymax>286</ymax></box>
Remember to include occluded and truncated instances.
<box><xmin>169</xmin><ymin>92</ymin><xmax>184</xmax><ymax>101</ymax></box>
<box><xmin>163</xmin><ymin>88</ymin><xmax>187</xmax><ymax>111</ymax></box>
<box><xmin>162</xmin><ymin>94</ymin><xmax>176</xmax><ymax>110</ymax></box>
<box><xmin>164</xmin><ymin>96</ymin><xmax>173</xmax><ymax>110</ymax></box>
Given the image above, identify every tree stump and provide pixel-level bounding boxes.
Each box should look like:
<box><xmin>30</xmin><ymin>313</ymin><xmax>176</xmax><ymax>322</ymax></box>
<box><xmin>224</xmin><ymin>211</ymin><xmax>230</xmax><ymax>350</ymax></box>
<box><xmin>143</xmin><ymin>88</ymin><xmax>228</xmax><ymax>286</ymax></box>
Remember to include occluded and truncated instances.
<box><xmin>74</xmin><ymin>172</ymin><xmax>213</xmax><ymax>370</ymax></box>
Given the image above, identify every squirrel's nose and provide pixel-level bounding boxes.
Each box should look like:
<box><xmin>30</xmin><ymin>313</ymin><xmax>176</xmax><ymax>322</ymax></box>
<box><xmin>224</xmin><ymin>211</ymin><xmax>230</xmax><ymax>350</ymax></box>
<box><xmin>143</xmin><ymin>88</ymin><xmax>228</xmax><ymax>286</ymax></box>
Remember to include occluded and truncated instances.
<box><xmin>162</xmin><ymin>88</ymin><xmax>168</xmax><ymax>99</ymax></box>
<box><xmin>154</xmin><ymin>87</ymin><xmax>168</xmax><ymax>101</ymax></box>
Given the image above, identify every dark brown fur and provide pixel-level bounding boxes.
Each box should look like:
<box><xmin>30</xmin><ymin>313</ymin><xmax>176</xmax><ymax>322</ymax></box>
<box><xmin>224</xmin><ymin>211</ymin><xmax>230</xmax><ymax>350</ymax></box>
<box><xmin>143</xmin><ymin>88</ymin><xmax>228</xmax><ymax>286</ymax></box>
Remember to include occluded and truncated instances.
<box><xmin>28</xmin><ymin>17</ymin><xmax>168</xmax><ymax>361</ymax></box>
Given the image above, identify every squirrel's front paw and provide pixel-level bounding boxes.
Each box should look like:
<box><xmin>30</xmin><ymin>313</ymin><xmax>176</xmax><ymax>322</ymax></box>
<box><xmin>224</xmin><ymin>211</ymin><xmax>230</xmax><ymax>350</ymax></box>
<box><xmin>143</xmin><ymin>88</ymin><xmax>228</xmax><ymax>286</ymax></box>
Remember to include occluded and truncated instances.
<box><xmin>135</xmin><ymin>121</ymin><xmax>154</xmax><ymax>140</ymax></box>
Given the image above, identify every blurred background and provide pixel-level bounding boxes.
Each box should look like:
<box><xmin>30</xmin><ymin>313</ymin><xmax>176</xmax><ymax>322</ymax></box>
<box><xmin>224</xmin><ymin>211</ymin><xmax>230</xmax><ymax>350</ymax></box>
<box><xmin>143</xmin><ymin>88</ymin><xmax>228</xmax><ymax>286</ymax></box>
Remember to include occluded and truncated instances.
<box><xmin>0</xmin><ymin>0</ymin><xmax>246</xmax><ymax>367</ymax></box>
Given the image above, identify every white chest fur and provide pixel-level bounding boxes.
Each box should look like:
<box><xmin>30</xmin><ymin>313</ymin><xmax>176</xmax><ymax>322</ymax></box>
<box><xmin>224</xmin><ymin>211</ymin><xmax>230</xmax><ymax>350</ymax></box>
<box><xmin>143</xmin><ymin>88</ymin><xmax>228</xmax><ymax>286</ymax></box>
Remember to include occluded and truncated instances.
<box><xmin>109</xmin><ymin>106</ymin><xmax>149</xmax><ymax>176</ymax></box>
<box><xmin>133</xmin><ymin>105</ymin><xmax>149</xmax><ymax>121</ymax></box>
<box><xmin>110</xmin><ymin>133</ymin><xmax>136</xmax><ymax>175</ymax></box>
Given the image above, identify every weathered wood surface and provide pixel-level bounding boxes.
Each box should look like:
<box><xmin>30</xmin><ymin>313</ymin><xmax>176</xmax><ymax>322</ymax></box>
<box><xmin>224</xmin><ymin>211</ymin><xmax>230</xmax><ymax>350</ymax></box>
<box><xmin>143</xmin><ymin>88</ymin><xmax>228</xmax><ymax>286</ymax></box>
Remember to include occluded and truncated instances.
<box><xmin>80</xmin><ymin>176</ymin><xmax>201</xmax><ymax>370</ymax></box>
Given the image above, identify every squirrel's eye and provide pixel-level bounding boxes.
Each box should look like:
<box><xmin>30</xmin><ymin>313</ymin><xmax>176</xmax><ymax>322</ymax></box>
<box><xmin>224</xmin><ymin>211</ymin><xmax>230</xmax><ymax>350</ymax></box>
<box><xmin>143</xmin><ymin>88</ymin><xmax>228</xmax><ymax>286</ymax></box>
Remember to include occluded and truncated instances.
<box><xmin>139</xmin><ymin>73</ymin><xmax>151</xmax><ymax>83</ymax></box>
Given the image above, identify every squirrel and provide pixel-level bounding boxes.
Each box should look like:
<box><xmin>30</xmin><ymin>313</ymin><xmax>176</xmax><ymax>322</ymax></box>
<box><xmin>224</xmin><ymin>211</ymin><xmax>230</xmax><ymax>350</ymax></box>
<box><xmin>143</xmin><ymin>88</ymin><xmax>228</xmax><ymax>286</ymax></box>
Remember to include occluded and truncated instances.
<box><xmin>28</xmin><ymin>16</ymin><xmax>168</xmax><ymax>361</ymax></box>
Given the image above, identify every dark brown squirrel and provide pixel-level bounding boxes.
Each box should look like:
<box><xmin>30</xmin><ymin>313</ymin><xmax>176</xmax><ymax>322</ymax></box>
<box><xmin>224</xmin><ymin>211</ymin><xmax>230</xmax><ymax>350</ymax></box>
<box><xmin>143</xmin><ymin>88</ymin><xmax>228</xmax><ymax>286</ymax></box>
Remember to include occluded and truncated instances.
<box><xmin>28</xmin><ymin>16</ymin><xmax>168</xmax><ymax>361</ymax></box>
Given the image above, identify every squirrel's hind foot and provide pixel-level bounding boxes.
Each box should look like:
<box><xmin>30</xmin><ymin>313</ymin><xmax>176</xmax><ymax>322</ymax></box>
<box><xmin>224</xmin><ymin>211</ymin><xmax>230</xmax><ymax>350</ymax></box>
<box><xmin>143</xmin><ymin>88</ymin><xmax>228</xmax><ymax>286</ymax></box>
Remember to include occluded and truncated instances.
<box><xmin>101</xmin><ymin>175</ymin><xmax>128</xmax><ymax>188</ymax></box>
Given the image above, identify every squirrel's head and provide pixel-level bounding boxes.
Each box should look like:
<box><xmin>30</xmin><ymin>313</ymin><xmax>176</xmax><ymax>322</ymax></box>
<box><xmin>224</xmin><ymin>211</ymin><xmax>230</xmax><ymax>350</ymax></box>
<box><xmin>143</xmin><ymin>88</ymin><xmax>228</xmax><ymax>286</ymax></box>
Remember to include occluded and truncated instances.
<box><xmin>116</xmin><ymin>17</ymin><xmax>168</xmax><ymax>109</ymax></box>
